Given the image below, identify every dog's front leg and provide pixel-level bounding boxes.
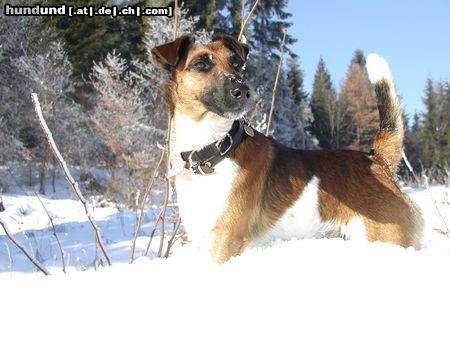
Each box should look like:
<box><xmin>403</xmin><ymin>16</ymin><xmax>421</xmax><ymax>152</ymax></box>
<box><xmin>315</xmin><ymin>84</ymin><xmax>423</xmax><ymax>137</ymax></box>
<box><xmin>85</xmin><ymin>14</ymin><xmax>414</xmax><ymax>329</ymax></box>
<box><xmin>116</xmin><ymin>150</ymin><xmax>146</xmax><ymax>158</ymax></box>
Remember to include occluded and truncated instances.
<box><xmin>209</xmin><ymin>223</ymin><xmax>250</xmax><ymax>264</ymax></box>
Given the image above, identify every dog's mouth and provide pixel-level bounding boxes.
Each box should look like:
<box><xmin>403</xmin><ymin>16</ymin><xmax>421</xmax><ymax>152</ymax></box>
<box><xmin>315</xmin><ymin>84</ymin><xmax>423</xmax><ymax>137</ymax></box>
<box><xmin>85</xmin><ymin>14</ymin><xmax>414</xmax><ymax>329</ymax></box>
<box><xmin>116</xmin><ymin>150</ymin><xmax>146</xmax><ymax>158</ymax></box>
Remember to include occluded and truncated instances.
<box><xmin>199</xmin><ymin>81</ymin><xmax>255</xmax><ymax>120</ymax></box>
<box><xmin>202</xmin><ymin>103</ymin><xmax>253</xmax><ymax>120</ymax></box>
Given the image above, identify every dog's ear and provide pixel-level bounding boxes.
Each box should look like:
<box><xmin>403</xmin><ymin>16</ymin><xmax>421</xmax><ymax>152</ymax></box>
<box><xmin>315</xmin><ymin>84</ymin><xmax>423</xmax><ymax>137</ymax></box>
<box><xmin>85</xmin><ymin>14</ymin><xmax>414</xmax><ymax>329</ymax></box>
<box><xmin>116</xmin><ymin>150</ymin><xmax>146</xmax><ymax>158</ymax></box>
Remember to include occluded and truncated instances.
<box><xmin>212</xmin><ymin>34</ymin><xmax>249</xmax><ymax>62</ymax></box>
<box><xmin>151</xmin><ymin>35</ymin><xmax>194</xmax><ymax>71</ymax></box>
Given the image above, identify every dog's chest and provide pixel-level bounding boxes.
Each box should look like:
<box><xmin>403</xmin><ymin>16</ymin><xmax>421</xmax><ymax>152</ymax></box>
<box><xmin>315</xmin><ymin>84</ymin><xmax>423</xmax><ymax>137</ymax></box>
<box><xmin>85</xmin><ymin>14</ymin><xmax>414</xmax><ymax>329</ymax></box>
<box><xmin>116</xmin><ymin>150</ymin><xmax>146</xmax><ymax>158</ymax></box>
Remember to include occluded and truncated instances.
<box><xmin>175</xmin><ymin>159</ymin><xmax>239</xmax><ymax>242</ymax></box>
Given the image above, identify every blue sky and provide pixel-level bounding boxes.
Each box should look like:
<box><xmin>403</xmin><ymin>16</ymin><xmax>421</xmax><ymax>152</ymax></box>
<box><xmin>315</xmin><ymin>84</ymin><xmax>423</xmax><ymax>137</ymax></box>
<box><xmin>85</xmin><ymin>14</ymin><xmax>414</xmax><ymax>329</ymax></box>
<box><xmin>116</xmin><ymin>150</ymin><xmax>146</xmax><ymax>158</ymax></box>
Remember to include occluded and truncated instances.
<box><xmin>286</xmin><ymin>0</ymin><xmax>450</xmax><ymax>118</ymax></box>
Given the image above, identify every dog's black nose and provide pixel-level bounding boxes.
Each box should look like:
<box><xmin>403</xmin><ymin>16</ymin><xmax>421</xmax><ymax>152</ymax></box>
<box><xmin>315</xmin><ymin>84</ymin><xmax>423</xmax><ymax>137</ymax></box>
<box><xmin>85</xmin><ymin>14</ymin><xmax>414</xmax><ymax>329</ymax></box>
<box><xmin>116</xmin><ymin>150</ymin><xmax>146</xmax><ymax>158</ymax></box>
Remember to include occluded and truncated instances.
<box><xmin>230</xmin><ymin>84</ymin><xmax>250</xmax><ymax>100</ymax></box>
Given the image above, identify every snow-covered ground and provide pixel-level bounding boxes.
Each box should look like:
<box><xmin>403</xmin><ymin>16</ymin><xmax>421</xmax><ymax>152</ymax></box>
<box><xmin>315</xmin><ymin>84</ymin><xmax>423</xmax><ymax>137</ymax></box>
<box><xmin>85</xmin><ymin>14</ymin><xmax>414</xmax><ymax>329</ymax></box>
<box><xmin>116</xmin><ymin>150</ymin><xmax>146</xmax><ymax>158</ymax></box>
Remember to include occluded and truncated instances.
<box><xmin>0</xmin><ymin>173</ymin><xmax>449</xmax><ymax>337</ymax></box>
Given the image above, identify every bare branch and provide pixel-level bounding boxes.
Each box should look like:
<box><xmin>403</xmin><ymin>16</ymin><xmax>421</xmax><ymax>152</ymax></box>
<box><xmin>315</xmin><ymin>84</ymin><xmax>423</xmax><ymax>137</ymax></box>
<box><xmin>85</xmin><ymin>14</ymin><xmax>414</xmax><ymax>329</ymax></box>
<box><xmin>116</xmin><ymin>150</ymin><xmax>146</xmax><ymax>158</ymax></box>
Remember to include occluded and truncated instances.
<box><xmin>164</xmin><ymin>216</ymin><xmax>182</xmax><ymax>258</ymax></box>
<box><xmin>241</xmin><ymin>0</ymin><xmax>245</xmax><ymax>31</ymax></box>
<box><xmin>238</xmin><ymin>0</ymin><xmax>260</xmax><ymax>42</ymax></box>
<box><xmin>150</xmin><ymin>118</ymin><xmax>174</xmax><ymax>258</ymax></box>
<box><xmin>31</xmin><ymin>93</ymin><xmax>112</xmax><ymax>266</ymax></box>
<box><xmin>0</xmin><ymin>218</ymin><xmax>50</xmax><ymax>275</ymax></box>
<box><xmin>144</xmin><ymin>208</ymin><xmax>164</xmax><ymax>256</ymax></box>
<box><xmin>155</xmin><ymin>0</ymin><xmax>179</xmax><ymax>258</ymax></box>
<box><xmin>34</xmin><ymin>193</ymin><xmax>66</xmax><ymax>273</ymax></box>
<box><xmin>265</xmin><ymin>31</ymin><xmax>287</xmax><ymax>136</ymax></box>
<box><xmin>129</xmin><ymin>148</ymin><xmax>165</xmax><ymax>263</ymax></box>
<box><xmin>401</xmin><ymin>150</ymin><xmax>420</xmax><ymax>184</ymax></box>
<box><xmin>173</xmin><ymin>0</ymin><xmax>179</xmax><ymax>41</ymax></box>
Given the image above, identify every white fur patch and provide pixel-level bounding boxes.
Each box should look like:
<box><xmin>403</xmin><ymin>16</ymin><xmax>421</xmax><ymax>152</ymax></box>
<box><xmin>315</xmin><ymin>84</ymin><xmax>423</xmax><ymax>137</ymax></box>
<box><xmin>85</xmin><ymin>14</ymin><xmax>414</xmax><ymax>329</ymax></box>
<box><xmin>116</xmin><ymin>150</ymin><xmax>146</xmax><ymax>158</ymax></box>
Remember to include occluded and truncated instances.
<box><xmin>176</xmin><ymin>159</ymin><xmax>238</xmax><ymax>247</ymax></box>
<box><xmin>366</xmin><ymin>54</ymin><xmax>393</xmax><ymax>85</ymax></box>
<box><xmin>173</xmin><ymin>113</ymin><xmax>233</xmax><ymax>153</ymax></box>
<box><xmin>254</xmin><ymin>176</ymin><xmax>341</xmax><ymax>245</ymax></box>
<box><xmin>340</xmin><ymin>217</ymin><xmax>367</xmax><ymax>241</ymax></box>
<box><xmin>173</xmin><ymin>111</ymin><xmax>238</xmax><ymax>249</ymax></box>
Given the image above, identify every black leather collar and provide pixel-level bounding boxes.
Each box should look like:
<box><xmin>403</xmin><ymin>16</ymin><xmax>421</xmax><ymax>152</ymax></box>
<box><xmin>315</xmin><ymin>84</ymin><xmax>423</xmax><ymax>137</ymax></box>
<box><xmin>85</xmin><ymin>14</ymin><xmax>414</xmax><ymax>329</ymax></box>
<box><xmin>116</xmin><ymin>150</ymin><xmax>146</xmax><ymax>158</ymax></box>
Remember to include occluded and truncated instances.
<box><xmin>180</xmin><ymin>118</ymin><xmax>254</xmax><ymax>175</ymax></box>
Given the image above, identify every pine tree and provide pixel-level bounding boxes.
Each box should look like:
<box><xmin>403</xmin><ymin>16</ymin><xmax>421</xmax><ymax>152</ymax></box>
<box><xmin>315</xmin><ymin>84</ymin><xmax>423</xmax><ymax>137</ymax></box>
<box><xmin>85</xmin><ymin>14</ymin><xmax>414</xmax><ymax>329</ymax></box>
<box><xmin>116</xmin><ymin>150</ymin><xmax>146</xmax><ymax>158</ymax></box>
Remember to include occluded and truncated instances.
<box><xmin>249</xmin><ymin>0</ymin><xmax>295</xmax><ymax>57</ymax></box>
<box><xmin>41</xmin><ymin>0</ymin><xmax>155</xmax><ymax>104</ymax></box>
<box><xmin>351</xmin><ymin>49</ymin><xmax>366</xmax><ymax>68</ymax></box>
<box><xmin>271</xmin><ymin>70</ymin><xmax>308</xmax><ymax>149</ymax></box>
<box><xmin>310</xmin><ymin>58</ymin><xmax>354</xmax><ymax>149</ymax></box>
<box><xmin>421</xmin><ymin>78</ymin><xmax>439</xmax><ymax>167</ymax></box>
<box><xmin>271</xmin><ymin>55</ymin><xmax>313</xmax><ymax>149</ymax></box>
<box><xmin>404</xmin><ymin>112</ymin><xmax>422</xmax><ymax>173</ymax></box>
<box><xmin>226</xmin><ymin>0</ymin><xmax>243</xmax><ymax>35</ymax></box>
<box><xmin>286</xmin><ymin>56</ymin><xmax>308</xmax><ymax>106</ymax></box>
<box><xmin>183</xmin><ymin>0</ymin><xmax>227</xmax><ymax>32</ymax></box>
<box><xmin>421</xmin><ymin>78</ymin><xmax>450</xmax><ymax>170</ymax></box>
<box><xmin>339</xmin><ymin>51</ymin><xmax>378</xmax><ymax>152</ymax></box>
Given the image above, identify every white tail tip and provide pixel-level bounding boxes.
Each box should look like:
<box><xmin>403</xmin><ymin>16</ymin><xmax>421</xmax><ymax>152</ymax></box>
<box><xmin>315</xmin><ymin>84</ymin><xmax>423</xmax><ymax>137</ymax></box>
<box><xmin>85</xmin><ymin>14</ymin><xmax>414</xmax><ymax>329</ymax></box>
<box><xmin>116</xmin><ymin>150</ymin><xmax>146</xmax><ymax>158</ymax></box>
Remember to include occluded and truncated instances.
<box><xmin>366</xmin><ymin>53</ymin><xmax>393</xmax><ymax>84</ymax></box>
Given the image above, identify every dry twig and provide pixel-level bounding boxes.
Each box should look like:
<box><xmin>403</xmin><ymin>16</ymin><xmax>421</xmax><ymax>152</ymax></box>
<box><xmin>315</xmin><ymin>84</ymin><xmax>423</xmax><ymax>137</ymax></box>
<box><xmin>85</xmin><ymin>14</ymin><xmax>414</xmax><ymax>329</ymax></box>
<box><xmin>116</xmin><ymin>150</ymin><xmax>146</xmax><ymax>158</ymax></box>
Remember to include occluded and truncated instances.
<box><xmin>241</xmin><ymin>0</ymin><xmax>245</xmax><ymax>31</ymax></box>
<box><xmin>34</xmin><ymin>193</ymin><xmax>66</xmax><ymax>273</ymax></box>
<box><xmin>401</xmin><ymin>150</ymin><xmax>420</xmax><ymax>185</ymax></box>
<box><xmin>155</xmin><ymin>0</ymin><xmax>178</xmax><ymax>258</ymax></box>
<box><xmin>129</xmin><ymin>148</ymin><xmax>165</xmax><ymax>263</ymax></box>
<box><xmin>31</xmin><ymin>93</ymin><xmax>112</xmax><ymax>266</ymax></box>
<box><xmin>164</xmin><ymin>216</ymin><xmax>182</xmax><ymax>258</ymax></box>
<box><xmin>144</xmin><ymin>208</ymin><xmax>164</xmax><ymax>256</ymax></box>
<box><xmin>0</xmin><ymin>218</ymin><xmax>51</xmax><ymax>275</ymax></box>
<box><xmin>173</xmin><ymin>0</ymin><xmax>179</xmax><ymax>40</ymax></box>
<box><xmin>238</xmin><ymin>0</ymin><xmax>260</xmax><ymax>42</ymax></box>
<box><xmin>139</xmin><ymin>1</ymin><xmax>179</xmax><ymax>259</ymax></box>
<box><xmin>265</xmin><ymin>30</ymin><xmax>287</xmax><ymax>136</ymax></box>
<box><xmin>157</xmin><ymin>119</ymin><xmax>173</xmax><ymax>258</ymax></box>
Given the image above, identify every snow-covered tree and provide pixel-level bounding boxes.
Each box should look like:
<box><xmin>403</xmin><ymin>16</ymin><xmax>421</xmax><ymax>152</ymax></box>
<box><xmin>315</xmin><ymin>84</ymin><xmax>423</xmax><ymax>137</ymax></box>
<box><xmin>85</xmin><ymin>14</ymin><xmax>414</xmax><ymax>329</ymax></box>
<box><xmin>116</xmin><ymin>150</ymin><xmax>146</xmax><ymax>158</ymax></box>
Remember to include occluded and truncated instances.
<box><xmin>11</xmin><ymin>40</ymin><xmax>92</xmax><ymax>192</ymax></box>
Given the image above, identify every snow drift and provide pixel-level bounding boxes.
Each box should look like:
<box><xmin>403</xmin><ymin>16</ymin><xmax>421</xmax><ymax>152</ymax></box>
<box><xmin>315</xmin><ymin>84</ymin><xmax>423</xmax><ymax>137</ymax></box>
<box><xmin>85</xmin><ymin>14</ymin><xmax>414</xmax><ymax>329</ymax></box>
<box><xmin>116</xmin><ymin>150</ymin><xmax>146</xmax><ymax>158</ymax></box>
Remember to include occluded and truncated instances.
<box><xmin>0</xmin><ymin>184</ymin><xmax>449</xmax><ymax>337</ymax></box>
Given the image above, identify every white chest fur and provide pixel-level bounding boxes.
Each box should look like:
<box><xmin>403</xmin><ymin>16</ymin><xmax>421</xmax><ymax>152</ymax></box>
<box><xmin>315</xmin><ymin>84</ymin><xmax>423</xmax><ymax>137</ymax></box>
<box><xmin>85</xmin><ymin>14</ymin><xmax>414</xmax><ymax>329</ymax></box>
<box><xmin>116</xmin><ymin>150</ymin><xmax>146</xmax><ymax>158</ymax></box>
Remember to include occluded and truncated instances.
<box><xmin>176</xmin><ymin>159</ymin><xmax>238</xmax><ymax>243</ymax></box>
<box><xmin>173</xmin><ymin>112</ymin><xmax>238</xmax><ymax>244</ymax></box>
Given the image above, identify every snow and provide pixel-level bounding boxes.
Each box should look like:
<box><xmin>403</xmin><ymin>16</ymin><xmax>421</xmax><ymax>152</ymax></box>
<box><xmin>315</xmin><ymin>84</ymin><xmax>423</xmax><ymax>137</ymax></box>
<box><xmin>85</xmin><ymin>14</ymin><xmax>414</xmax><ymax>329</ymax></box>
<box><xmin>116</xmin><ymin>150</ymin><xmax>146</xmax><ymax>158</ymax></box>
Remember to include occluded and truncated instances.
<box><xmin>1</xmin><ymin>176</ymin><xmax>449</xmax><ymax>337</ymax></box>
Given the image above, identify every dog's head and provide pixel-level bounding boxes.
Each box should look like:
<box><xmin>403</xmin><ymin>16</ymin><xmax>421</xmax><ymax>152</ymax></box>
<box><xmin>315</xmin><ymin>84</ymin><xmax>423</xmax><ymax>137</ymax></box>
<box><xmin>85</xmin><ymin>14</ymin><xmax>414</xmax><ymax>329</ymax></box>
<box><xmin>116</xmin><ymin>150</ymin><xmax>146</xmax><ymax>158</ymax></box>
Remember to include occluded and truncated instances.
<box><xmin>151</xmin><ymin>35</ymin><xmax>253</xmax><ymax>120</ymax></box>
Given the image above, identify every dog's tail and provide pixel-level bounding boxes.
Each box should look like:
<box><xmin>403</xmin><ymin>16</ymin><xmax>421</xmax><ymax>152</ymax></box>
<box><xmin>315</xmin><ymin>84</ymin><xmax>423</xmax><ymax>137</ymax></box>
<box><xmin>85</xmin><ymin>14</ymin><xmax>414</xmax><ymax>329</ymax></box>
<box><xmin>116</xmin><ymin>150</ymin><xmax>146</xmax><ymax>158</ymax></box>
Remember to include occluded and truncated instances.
<box><xmin>366</xmin><ymin>54</ymin><xmax>404</xmax><ymax>169</ymax></box>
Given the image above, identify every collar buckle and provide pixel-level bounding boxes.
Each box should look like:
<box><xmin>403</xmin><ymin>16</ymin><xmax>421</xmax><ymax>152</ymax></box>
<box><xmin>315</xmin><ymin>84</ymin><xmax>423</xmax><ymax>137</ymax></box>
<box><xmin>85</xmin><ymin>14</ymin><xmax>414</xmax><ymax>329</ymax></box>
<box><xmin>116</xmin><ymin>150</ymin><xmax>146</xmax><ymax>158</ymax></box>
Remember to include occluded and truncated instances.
<box><xmin>187</xmin><ymin>152</ymin><xmax>214</xmax><ymax>175</ymax></box>
<box><xmin>216</xmin><ymin>132</ymin><xmax>233</xmax><ymax>156</ymax></box>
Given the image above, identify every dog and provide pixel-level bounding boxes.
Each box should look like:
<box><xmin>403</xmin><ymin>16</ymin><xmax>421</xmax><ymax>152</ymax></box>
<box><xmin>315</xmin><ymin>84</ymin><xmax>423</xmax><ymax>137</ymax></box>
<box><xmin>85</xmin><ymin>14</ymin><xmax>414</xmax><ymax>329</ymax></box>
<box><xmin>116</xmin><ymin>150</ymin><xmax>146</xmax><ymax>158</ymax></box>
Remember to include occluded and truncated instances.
<box><xmin>151</xmin><ymin>34</ymin><xmax>423</xmax><ymax>264</ymax></box>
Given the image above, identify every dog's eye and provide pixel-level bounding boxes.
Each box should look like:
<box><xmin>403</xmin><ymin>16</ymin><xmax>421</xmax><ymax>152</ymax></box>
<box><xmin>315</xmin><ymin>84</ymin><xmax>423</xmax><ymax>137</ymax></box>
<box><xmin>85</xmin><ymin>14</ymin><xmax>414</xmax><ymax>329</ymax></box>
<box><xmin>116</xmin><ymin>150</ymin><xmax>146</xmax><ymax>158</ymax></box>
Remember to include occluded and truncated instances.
<box><xmin>192</xmin><ymin>60</ymin><xmax>209</xmax><ymax>70</ymax></box>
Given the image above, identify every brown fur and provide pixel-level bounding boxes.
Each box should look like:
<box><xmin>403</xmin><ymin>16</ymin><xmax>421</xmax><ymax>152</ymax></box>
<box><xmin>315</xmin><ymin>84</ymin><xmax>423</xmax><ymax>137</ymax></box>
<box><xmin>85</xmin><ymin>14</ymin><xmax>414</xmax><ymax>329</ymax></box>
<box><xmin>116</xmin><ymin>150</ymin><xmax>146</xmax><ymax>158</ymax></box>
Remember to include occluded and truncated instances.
<box><xmin>152</xmin><ymin>36</ymin><xmax>423</xmax><ymax>264</ymax></box>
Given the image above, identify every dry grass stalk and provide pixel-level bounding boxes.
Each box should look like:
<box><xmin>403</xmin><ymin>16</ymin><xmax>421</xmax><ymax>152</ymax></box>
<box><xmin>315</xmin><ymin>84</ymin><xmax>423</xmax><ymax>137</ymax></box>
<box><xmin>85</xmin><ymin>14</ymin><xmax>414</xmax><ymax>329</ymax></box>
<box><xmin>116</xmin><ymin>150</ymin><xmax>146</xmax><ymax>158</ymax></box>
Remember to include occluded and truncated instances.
<box><xmin>0</xmin><ymin>218</ymin><xmax>51</xmax><ymax>275</ymax></box>
<box><xmin>238</xmin><ymin>0</ymin><xmax>260</xmax><ymax>42</ymax></box>
<box><xmin>34</xmin><ymin>192</ymin><xmax>66</xmax><ymax>273</ymax></box>
<box><xmin>422</xmin><ymin>174</ymin><xmax>450</xmax><ymax>240</ymax></box>
<box><xmin>31</xmin><ymin>93</ymin><xmax>112</xmax><ymax>266</ymax></box>
<box><xmin>265</xmin><ymin>30</ymin><xmax>287</xmax><ymax>136</ymax></box>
